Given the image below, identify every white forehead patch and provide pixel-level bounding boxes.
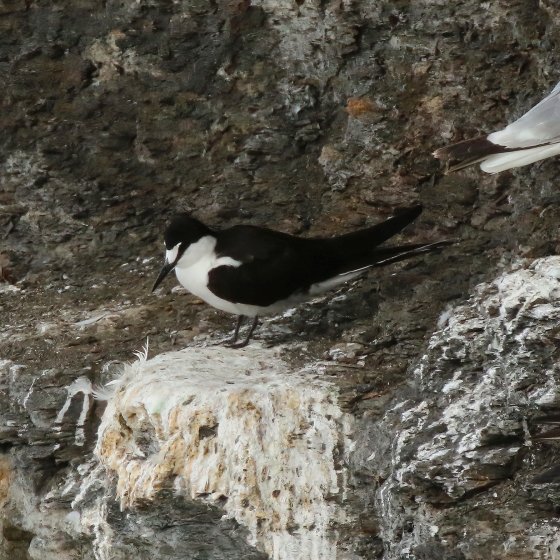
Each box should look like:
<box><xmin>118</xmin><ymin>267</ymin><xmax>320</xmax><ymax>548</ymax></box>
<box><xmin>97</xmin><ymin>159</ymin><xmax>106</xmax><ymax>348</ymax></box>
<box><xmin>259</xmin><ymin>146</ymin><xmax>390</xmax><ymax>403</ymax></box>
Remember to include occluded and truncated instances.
<box><xmin>166</xmin><ymin>243</ymin><xmax>181</xmax><ymax>264</ymax></box>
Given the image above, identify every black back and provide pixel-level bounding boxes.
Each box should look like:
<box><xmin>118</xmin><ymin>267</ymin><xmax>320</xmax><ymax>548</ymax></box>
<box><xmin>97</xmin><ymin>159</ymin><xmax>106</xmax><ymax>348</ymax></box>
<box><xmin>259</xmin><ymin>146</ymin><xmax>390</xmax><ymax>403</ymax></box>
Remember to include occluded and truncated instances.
<box><xmin>210</xmin><ymin>226</ymin><xmax>334</xmax><ymax>306</ymax></box>
<box><xmin>207</xmin><ymin>206</ymin><xmax>427</xmax><ymax>307</ymax></box>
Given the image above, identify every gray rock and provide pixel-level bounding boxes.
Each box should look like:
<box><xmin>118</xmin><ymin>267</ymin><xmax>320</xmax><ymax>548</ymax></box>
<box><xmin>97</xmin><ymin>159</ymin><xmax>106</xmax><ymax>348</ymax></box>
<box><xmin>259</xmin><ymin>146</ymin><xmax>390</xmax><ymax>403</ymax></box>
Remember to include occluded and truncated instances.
<box><xmin>3</xmin><ymin>0</ymin><xmax>560</xmax><ymax>558</ymax></box>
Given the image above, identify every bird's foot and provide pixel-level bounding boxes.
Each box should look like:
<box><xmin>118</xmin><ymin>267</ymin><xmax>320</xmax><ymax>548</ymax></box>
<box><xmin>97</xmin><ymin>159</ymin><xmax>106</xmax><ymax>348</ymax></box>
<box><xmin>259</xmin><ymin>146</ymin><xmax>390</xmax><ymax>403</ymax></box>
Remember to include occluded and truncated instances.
<box><xmin>225</xmin><ymin>339</ymin><xmax>251</xmax><ymax>349</ymax></box>
<box><xmin>224</xmin><ymin>316</ymin><xmax>259</xmax><ymax>349</ymax></box>
<box><xmin>224</xmin><ymin>334</ymin><xmax>241</xmax><ymax>346</ymax></box>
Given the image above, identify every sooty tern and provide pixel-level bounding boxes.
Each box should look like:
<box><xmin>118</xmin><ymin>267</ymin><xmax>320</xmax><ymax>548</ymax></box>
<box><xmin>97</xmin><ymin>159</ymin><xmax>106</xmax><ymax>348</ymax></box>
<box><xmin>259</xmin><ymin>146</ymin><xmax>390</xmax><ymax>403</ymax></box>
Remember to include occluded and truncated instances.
<box><xmin>152</xmin><ymin>205</ymin><xmax>453</xmax><ymax>348</ymax></box>
<box><xmin>434</xmin><ymin>80</ymin><xmax>560</xmax><ymax>173</ymax></box>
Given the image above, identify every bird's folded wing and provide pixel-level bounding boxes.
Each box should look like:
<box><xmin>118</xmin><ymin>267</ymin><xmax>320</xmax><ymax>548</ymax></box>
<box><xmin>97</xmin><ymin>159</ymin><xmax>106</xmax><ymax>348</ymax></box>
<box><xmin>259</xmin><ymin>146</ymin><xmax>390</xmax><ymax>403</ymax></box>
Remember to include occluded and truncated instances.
<box><xmin>326</xmin><ymin>205</ymin><xmax>423</xmax><ymax>250</ymax></box>
<box><xmin>214</xmin><ymin>225</ymin><xmax>300</xmax><ymax>263</ymax></box>
<box><xmin>208</xmin><ymin>214</ymin><xmax>448</xmax><ymax>307</ymax></box>
<box><xmin>488</xmin><ymin>80</ymin><xmax>560</xmax><ymax>149</ymax></box>
<box><xmin>211</xmin><ymin>227</ymin><xmax>332</xmax><ymax>307</ymax></box>
<box><xmin>208</xmin><ymin>248</ymin><xmax>324</xmax><ymax>307</ymax></box>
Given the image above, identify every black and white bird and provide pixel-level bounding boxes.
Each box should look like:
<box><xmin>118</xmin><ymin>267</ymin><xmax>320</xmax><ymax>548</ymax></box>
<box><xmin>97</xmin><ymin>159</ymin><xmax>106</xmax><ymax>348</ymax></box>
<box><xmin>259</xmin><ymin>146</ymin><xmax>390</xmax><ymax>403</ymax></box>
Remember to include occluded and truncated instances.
<box><xmin>434</xmin><ymin>81</ymin><xmax>560</xmax><ymax>173</ymax></box>
<box><xmin>152</xmin><ymin>206</ymin><xmax>452</xmax><ymax>347</ymax></box>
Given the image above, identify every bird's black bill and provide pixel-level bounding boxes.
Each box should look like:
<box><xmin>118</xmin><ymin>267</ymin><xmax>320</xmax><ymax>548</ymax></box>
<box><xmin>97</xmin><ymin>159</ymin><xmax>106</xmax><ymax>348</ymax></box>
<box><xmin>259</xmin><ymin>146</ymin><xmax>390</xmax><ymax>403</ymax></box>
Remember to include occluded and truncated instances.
<box><xmin>152</xmin><ymin>262</ymin><xmax>176</xmax><ymax>292</ymax></box>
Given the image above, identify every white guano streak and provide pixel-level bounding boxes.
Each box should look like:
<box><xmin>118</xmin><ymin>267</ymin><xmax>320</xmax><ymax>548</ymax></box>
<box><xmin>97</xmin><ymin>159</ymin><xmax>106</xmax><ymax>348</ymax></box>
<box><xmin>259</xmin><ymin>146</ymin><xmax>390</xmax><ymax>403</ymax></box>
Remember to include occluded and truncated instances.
<box><xmin>95</xmin><ymin>346</ymin><xmax>354</xmax><ymax>560</ymax></box>
<box><xmin>55</xmin><ymin>377</ymin><xmax>93</xmax><ymax>446</ymax></box>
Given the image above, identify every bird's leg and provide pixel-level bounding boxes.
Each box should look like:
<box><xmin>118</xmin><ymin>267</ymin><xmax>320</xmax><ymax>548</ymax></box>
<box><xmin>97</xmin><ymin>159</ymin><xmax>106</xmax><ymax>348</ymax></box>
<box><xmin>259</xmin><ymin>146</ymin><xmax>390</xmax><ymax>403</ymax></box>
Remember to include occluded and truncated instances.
<box><xmin>227</xmin><ymin>315</ymin><xmax>244</xmax><ymax>345</ymax></box>
<box><xmin>228</xmin><ymin>315</ymin><xmax>259</xmax><ymax>349</ymax></box>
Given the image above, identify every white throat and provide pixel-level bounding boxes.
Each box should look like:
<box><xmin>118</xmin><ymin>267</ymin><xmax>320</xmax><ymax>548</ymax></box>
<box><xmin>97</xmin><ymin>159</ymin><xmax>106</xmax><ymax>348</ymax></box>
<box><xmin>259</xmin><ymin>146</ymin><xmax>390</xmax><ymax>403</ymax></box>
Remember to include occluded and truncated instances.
<box><xmin>175</xmin><ymin>236</ymin><xmax>217</xmax><ymax>269</ymax></box>
<box><xmin>171</xmin><ymin>235</ymin><xmax>245</xmax><ymax>315</ymax></box>
<box><xmin>166</xmin><ymin>244</ymin><xmax>180</xmax><ymax>264</ymax></box>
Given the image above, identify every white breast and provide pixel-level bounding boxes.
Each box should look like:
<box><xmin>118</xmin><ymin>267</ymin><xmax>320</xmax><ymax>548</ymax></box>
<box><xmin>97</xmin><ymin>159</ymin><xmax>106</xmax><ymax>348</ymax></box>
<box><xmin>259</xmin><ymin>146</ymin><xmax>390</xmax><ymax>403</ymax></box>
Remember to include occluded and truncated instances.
<box><xmin>174</xmin><ymin>236</ymin><xmax>259</xmax><ymax>316</ymax></box>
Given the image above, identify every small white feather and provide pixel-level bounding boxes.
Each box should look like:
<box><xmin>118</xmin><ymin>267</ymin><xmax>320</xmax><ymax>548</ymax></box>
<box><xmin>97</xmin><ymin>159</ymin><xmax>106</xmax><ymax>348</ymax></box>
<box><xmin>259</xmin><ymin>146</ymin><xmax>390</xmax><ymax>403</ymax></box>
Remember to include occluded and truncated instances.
<box><xmin>92</xmin><ymin>380</ymin><xmax>122</xmax><ymax>401</ymax></box>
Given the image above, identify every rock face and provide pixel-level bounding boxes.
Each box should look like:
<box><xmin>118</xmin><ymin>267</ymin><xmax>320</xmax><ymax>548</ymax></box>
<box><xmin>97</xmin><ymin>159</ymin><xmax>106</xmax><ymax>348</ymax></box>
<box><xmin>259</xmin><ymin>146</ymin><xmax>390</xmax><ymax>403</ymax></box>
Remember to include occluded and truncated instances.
<box><xmin>355</xmin><ymin>257</ymin><xmax>560</xmax><ymax>560</ymax></box>
<box><xmin>5</xmin><ymin>258</ymin><xmax>560</xmax><ymax>559</ymax></box>
<box><xmin>3</xmin><ymin>0</ymin><xmax>560</xmax><ymax>558</ymax></box>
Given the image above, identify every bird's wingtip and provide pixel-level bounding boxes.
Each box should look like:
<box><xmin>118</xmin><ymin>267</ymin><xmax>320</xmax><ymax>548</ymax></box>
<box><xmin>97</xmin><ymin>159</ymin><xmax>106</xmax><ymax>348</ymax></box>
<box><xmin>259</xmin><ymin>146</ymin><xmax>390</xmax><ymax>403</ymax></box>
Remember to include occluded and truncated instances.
<box><xmin>404</xmin><ymin>203</ymin><xmax>423</xmax><ymax>215</ymax></box>
<box><xmin>428</xmin><ymin>238</ymin><xmax>458</xmax><ymax>247</ymax></box>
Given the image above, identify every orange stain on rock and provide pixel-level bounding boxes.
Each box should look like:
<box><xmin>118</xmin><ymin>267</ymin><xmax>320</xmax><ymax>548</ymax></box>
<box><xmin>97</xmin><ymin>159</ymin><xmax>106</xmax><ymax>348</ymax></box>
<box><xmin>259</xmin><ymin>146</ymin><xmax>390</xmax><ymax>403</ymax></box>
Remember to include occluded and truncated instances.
<box><xmin>0</xmin><ymin>458</ymin><xmax>11</xmax><ymax>506</ymax></box>
<box><xmin>346</xmin><ymin>97</ymin><xmax>377</xmax><ymax>117</ymax></box>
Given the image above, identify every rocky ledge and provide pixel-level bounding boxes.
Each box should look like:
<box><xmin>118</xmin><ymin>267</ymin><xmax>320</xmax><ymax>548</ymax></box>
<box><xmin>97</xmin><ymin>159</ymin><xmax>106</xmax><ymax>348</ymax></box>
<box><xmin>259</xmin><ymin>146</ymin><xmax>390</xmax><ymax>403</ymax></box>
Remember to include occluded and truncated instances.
<box><xmin>2</xmin><ymin>257</ymin><xmax>560</xmax><ymax>559</ymax></box>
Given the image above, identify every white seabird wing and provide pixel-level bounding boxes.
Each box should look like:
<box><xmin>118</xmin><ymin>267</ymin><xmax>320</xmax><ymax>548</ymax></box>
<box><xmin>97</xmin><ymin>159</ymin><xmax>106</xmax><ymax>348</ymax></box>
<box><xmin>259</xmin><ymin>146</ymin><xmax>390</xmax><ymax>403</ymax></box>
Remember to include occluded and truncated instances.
<box><xmin>488</xmin><ymin>81</ymin><xmax>560</xmax><ymax>149</ymax></box>
<box><xmin>481</xmin><ymin>142</ymin><xmax>560</xmax><ymax>173</ymax></box>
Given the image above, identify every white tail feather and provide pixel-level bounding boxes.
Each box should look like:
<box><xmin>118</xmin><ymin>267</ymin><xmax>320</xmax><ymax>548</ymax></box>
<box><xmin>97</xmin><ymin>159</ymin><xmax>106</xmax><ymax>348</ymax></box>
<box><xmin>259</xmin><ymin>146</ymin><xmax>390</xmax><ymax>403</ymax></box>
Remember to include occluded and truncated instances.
<box><xmin>481</xmin><ymin>142</ymin><xmax>560</xmax><ymax>173</ymax></box>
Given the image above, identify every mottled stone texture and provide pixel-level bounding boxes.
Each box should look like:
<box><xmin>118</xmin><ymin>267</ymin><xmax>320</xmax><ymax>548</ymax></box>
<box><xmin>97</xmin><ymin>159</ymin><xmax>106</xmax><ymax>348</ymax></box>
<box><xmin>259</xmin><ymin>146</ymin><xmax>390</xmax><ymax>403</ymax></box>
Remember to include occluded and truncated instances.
<box><xmin>2</xmin><ymin>0</ymin><xmax>560</xmax><ymax>558</ymax></box>
<box><xmin>352</xmin><ymin>257</ymin><xmax>560</xmax><ymax>559</ymax></box>
<box><xmin>89</xmin><ymin>346</ymin><xmax>352</xmax><ymax>559</ymax></box>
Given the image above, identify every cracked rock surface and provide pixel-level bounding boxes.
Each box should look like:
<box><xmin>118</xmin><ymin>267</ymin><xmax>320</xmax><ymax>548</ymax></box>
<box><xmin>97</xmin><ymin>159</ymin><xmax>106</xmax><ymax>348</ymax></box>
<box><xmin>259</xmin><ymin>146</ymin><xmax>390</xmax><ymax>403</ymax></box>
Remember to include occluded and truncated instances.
<box><xmin>3</xmin><ymin>0</ymin><xmax>560</xmax><ymax>558</ymax></box>
<box><xmin>5</xmin><ymin>258</ymin><xmax>560</xmax><ymax>559</ymax></box>
<box><xmin>352</xmin><ymin>257</ymin><xmax>560</xmax><ymax>559</ymax></box>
